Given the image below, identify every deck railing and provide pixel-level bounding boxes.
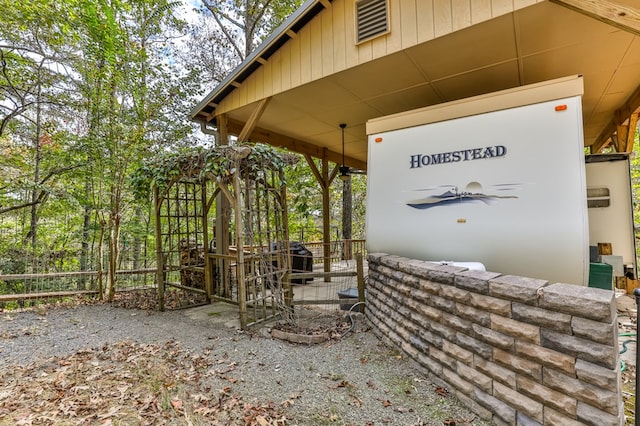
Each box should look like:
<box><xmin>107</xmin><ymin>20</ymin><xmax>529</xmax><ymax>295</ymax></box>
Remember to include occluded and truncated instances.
<box><xmin>303</xmin><ymin>239</ymin><xmax>366</xmax><ymax>264</ymax></box>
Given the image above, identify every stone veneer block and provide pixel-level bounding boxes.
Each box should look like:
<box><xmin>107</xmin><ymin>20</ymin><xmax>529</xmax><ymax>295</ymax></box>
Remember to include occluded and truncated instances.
<box><xmin>456</xmin><ymin>303</ymin><xmax>491</xmax><ymax>327</ymax></box>
<box><xmin>472</xmin><ymin>323</ymin><xmax>514</xmax><ymax>350</ymax></box>
<box><xmin>416</xmin><ymin>278</ymin><xmax>441</xmax><ymax>295</ymax></box>
<box><xmin>394</xmin><ymin>281</ymin><xmax>413</xmax><ymax>298</ymax></box>
<box><xmin>516</xmin><ymin>375</ymin><xmax>577</xmax><ymax>416</ymax></box>
<box><xmin>442</xmin><ymin>367</ymin><xmax>475</xmax><ymax>395</ymax></box>
<box><xmin>409</xmin><ymin>335</ymin><xmax>429</xmax><ymax>354</ymax></box>
<box><xmin>428</xmin><ymin>295</ymin><xmax>456</xmax><ymax>313</ymax></box>
<box><xmin>494</xmin><ymin>348</ymin><xmax>542</xmax><ymax>380</ymax></box>
<box><xmin>541</xmin><ymin>329</ymin><xmax>617</xmax><ymax>370</ymax></box>
<box><xmin>491</xmin><ymin>314</ymin><xmax>541</xmax><ymax>344</ymax></box>
<box><xmin>420</xmin><ymin>264</ymin><xmax>466</xmax><ymax>285</ymax></box>
<box><xmin>515</xmin><ymin>340</ymin><xmax>575</xmax><ymax>374</ymax></box>
<box><xmin>544</xmin><ymin>407</ymin><xmax>584</xmax><ymax>426</ymax></box>
<box><xmin>379</xmin><ymin>254</ymin><xmax>405</xmax><ymax>269</ymax></box>
<box><xmin>474</xmin><ymin>388</ymin><xmax>516</xmax><ymax>424</ymax></box>
<box><xmin>401</xmin><ymin>273</ymin><xmax>420</xmax><ymax>288</ymax></box>
<box><xmin>416</xmin><ymin>326</ymin><xmax>443</xmax><ymax>349</ymax></box>
<box><xmin>494</xmin><ymin>382</ymin><xmax>544</xmax><ymax>422</ymax></box>
<box><xmin>454</xmin><ymin>270</ymin><xmax>502</xmax><ymax>294</ymax></box>
<box><xmin>516</xmin><ymin>412</ymin><xmax>543</xmax><ymax>426</ymax></box>
<box><xmin>538</xmin><ymin>283</ymin><xmax>615</xmax><ymax>323</ymax></box>
<box><xmin>366</xmin><ymin>253</ymin><xmax>384</xmax><ymax>268</ymax></box>
<box><xmin>512</xmin><ymin>302</ymin><xmax>572</xmax><ymax>333</ymax></box>
<box><xmin>440</xmin><ymin>284</ymin><xmax>471</xmax><ymax>303</ymax></box>
<box><xmin>575</xmin><ymin>359</ymin><xmax>620</xmax><ymax>391</ymax></box>
<box><xmin>399</xmin><ymin>259</ymin><xmax>459</xmax><ymax>284</ymax></box>
<box><xmin>455</xmin><ymin>392</ymin><xmax>493</xmax><ymax>421</ymax></box>
<box><xmin>414</xmin><ymin>301</ymin><xmax>443</xmax><ymax>324</ymax></box>
<box><xmin>442</xmin><ymin>312</ymin><xmax>472</xmax><ymax>332</ymax></box>
<box><xmin>576</xmin><ymin>401</ymin><xmax>622</xmax><ymax>426</ymax></box>
<box><xmin>442</xmin><ymin>340</ymin><xmax>474</xmax><ymax>364</ymax></box>
<box><xmin>457</xmin><ymin>332</ymin><xmax>493</xmax><ymax>360</ymax></box>
<box><xmin>429</xmin><ymin>321</ymin><xmax>457</xmax><ymax>341</ymax></box>
<box><xmin>543</xmin><ymin>368</ymin><xmax>620</xmax><ymax>415</ymax></box>
<box><xmin>430</xmin><ymin>346</ymin><xmax>457</xmax><ymax>370</ymax></box>
<box><xmin>474</xmin><ymin>356</ymin><xmax>516</xmax><ymax>387</ymax></box>
<box><xmin>404</xmin><ymin>258</ymin><xmax>434</xmax><ymax>276</ymax></box>
<box><xmin>489</xmin><ymin>275</ymin><xmax>548</xmax><ymax>304</ymax></box>
<box><xmin>457</xmin><ymin>361</ymin><xmax>492</xmax><ymax>391</ymax></box>
<box><xmin>391</xmin><ymin>269</ymin><xmax>406</xmax><ymax>284</ymax></box>
<box><xmin>571</xmin><ymin>316</ymin><xmax>616</xmax><ymax>346</ymax></box>
<box><xmin>468</xmin><ymin>292</ymin><xmax>512</xmax><ymax>316</ymax></box>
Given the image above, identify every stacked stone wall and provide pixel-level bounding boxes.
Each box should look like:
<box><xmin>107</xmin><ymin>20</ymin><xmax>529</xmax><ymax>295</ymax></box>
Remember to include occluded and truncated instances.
<box><xmin>366</xmin><ymin>253</ymin><xmax>623</xmax><ymax>426</ymax></box>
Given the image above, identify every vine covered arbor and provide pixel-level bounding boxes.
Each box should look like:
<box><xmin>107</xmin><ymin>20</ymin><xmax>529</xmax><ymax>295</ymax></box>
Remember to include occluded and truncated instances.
<box><xmin>138</xmin><ymin>144</ymin><xmax>298</xmax><ymax>329</ymax></box>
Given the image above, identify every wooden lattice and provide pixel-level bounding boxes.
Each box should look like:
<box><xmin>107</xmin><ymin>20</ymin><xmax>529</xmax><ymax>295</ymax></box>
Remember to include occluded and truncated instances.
<box><xmin>140</xmin><ymin>144</ymin><xmax>297</xmax><ymax>328</ymax></box>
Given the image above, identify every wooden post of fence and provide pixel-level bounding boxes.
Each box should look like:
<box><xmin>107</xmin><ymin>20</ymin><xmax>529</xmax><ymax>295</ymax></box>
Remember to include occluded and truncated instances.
<box><xmin>154</xmin><ymin>186</ymin><xmax>165</xmax><ymax>312</ymax></box>
<box><xmin>343</xmin><ymin>239</ymin><xmax>352</xmax><ymax>261</ymax></box>
<box><xmin>356</xmin><ymin>252</ymin><xmax>365</xmax><ymax>313</ymax></box>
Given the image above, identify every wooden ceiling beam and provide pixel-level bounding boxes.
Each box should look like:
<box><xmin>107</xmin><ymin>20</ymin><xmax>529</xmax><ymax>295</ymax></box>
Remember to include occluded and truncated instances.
<box><xmin>591</xmin><ymin>82</ymin><xmax>640</xmax><ymax>152</ymax></box>
<box><xmin>625</xmin><ymin>112</ymin><xmax>639</xmax><ymax>152</ymax></box>
<box><xmin>551</xmin><ymin>0</ymin><xmax>640</xmax><ymax>36</ymax></box>
<box><xmin>237</xmin><ymin>97</ymin><xmax>271</xmax><ymax>143</ymax></box>
<box><xmin>227</xmin><ymin>118</ymin><xmax>367</xmax><ymax>171</ymax></box>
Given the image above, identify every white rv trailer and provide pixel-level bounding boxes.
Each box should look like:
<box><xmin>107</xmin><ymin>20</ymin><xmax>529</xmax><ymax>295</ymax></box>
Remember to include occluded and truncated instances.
<box><xmin>366</xmin><ymin>75</ymin><xmax>636</xmax><ymax>286</ymax></box>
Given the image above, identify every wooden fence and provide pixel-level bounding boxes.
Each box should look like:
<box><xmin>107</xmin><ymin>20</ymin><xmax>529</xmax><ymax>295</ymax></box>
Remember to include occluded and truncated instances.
<box><xmin>0</xmin><ymin>240</ymin><xmax>367</xmax><ymax>305</ymax></box>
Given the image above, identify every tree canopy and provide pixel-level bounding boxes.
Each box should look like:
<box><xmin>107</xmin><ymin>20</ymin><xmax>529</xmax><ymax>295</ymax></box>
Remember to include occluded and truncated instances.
<box><xmin>0</xmin><ymin>0</ymin><xmax>365</xmax><ymax>300</ymax></box>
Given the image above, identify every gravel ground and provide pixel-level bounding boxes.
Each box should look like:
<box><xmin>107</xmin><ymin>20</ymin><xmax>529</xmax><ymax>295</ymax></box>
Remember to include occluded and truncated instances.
<box><xmin>0</xmin><ymin>302</ymin><xmax>494</xmax><ymax>425</ymax></box>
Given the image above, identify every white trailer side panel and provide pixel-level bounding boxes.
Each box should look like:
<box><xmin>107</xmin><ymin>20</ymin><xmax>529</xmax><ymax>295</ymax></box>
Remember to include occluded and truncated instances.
<box><xmin>586</xmin><ymin>156</ymin><xmax>636</xmax><ymax>272</ymax></box>
<box><xmin>366</xmin><ymin>78</ymin><xmax>588</xmax><ymax>285</ymax></box>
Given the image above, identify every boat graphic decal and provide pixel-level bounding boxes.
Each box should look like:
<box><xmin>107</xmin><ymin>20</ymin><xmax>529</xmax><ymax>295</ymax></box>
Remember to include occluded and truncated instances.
<box><xmin>406</xmin><ymin>182</ymin><xmax>519</xmax><ymax>210</ymax></box>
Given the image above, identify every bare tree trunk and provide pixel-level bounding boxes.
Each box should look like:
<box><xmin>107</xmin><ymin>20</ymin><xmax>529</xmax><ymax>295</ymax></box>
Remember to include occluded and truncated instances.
<box><xmin>79</xmin><ymin>180</ymin><xmax>92</xmax><ymax>290</ymax></box>
<box><xmin>97</xmin><ymin>215</ymin><xmax>106</xmax><ymax>300</ymax></box>
<box><xmin>107</xmin><ymin>182</ymin><xmax>121</xmax><ymax>302</ymax></box>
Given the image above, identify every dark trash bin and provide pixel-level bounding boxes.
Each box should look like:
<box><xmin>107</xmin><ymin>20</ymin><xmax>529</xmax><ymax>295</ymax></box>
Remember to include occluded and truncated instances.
<box><xmin>270</xmin><ymin>241</ymin><xmax>313</xmax><ymax>284</ymax></box>
<box><xmin>337</xmin><ymin>287</ymin><xmax>364</xmax><ymax>311</ymax></box>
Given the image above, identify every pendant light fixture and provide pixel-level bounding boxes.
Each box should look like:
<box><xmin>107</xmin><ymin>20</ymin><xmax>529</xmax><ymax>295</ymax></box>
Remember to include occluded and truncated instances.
<box><xmin>339</xmin><ymin>123</ymin><xmax>350</xmax><ymax>181</ymax></box>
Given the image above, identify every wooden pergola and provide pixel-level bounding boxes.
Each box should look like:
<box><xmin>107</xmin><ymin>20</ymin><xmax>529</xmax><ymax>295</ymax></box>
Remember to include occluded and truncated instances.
<box><xmin>190</xmin><ymin>0</ymin><xmax>640</xmax><ymax>255</ymax></box>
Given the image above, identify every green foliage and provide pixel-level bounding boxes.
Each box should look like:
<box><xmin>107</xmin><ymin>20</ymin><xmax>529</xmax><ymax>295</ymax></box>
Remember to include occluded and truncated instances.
<box><xmin>0</xmin><ymin>0</ymin><xmax>368</xmax><ymax>297</ymax></box>
<box><xmin>130</xmin><ymin>143</ymin><xmax>294</xmax><ymax>199</ymax></box>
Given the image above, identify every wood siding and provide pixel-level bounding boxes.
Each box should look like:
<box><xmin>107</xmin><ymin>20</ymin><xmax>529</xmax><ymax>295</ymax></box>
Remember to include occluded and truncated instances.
<box><xmin>215</xmin><ymin>0</ymin><xmax>542</xmax><ymax>115</ymax></box>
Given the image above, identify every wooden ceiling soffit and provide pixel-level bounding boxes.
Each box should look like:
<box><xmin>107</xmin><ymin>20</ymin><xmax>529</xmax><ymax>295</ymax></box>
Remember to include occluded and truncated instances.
<box><xmin>226</xmin><ymin>118</ymin><xmax>368</xmax><ymax>171</ymax></box>
<box><xmin>592</xmin><ymin>83</ymin><xmax>640</xmax><ymax>153</ymax></box>
<box><xmin>237</xmin><ymin>97</ymin><xmax>271</xmax><ymax>143</ymax></box>
<box><xmin>551</xmin><ymin>0</ymin><xmax>640</xmax><ymax>36</ymax></box>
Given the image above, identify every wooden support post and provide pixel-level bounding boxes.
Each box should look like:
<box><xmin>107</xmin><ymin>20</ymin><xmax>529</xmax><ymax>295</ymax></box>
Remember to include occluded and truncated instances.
<box><xmin>321</xmin><ymin>153</ymin><xmax>331</xmax><ymax>282</ymax></box>
<box><xmin>356</xmin><ymin>252</ymin><xmax>365</xmax><ymax>313</ymax></box>
<box><xmin>280</xmin><ymin>171</ymin><xmax>293</xmax><ymax>311</ymax></box>
<box><xmin>304</xmin><ymin>152</ymin><xmax>336</xmax><ymax>282</ymax></box>
<box><xmin>216</xmin><ymin>114</ymin><xmax>231</xmax><ymax>298</ymax></box>
<box><xmin>234</xmin><ymin>167</ymin><xmax>248</xmax><ymax>330</ymax></box>
<box><xmin>342</xmin><ymin>175</ymin><xmax>352</xmax><ymax>260</ymax></box>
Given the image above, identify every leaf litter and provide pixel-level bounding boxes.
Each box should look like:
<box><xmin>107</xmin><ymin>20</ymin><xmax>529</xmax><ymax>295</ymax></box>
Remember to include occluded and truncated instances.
<box><xmin>0</xmin><ymin>299</ymin><xmax>496</xmax><ymax>426</ymax></box>
<box><xmin>0</xmin><ymin>340</ymin><xmax>286</xmax><ymax>425</ymax></box>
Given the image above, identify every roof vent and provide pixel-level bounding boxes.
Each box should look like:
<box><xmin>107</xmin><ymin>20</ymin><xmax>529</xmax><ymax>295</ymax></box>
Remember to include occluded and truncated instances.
<box><xmin>356</xmin><ymin>0</ymin><xmax>389</xmax><ymax>44</ymax></box>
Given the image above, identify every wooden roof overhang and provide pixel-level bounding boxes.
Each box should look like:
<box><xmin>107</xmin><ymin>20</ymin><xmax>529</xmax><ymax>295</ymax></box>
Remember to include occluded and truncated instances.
<box><xmin>190</xmin><ymin>0</ymin><xmax>640</xmax><ymax>170</ymax></box>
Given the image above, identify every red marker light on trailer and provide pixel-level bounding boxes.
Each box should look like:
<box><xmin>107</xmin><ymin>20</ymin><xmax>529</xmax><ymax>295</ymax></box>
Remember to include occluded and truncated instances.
<box><xmin>375</xmin><ymin>137</ymin><xmax>383</xmax><ymax>143</ymax></box>
<box><xmin>555</xmin><ymin>104</ymin><xmax>568</xmax><ymax>111</ymax></box>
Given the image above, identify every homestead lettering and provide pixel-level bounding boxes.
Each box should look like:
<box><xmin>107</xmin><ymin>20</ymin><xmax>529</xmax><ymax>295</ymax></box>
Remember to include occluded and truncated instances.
<box><xmin>409</xmin><ymin>145</ymin><xmax>506</xmax><ymax>168</ymax></box>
